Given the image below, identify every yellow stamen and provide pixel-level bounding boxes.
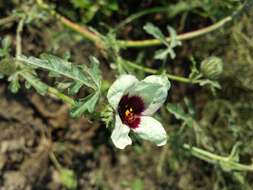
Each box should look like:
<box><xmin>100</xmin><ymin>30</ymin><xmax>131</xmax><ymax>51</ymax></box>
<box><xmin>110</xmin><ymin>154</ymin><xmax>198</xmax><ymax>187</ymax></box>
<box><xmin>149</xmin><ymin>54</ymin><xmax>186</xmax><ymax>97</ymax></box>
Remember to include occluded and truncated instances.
<box><xmin>125</xmin><ymin>107</ymin><xmax>134</xmax><ymax>122</ymax></box>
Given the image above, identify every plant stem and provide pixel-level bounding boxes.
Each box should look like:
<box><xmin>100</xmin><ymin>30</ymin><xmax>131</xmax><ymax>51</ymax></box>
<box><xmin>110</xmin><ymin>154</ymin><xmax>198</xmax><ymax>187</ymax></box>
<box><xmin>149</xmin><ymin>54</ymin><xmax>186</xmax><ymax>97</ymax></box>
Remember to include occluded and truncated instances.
<box><xmin>0</xmin><ymin>15</ymin><xmax>18</xmax><ymax>26</ymax></box>
<box><xmin>16</xmin><ymin>18</ymin><xmax>25</xmax><ymax>58</ymax></box>
<box><xmin>36</xmin><ymin>0</ymin><xmax>102</xmax><ymax>47</ymax></box>
<box><xmin>48</xmin><ymin>87</ymin><xmax>76</xmax><ymax>107</ymax></box>
<box><xmin>118</xmin><ymin>16</ymin><xmax>232</xmax><ymax>48</ymax></box>
<box><xmin>116</xmin><ymin>1</ymin><xmax>202</xmax><ymax>31</ymax></box>
<box><xmin>183</xmin><ymin>143</ymin><xmax>253</xmax><ymax>172</ymax></box>
<box><xmin>49</xmin><ymin>152</ymin><xmax>62</xmax><ymax>171</ymax></box>
<box><xmin>35</xmin><ymin>0</ymin><xmax>245</xmax><ymax>49</ymax></box>
<box><xmin>125</xmin><ymin>60</ymin><xmax>193</xmax><ymax>83</ymax></box>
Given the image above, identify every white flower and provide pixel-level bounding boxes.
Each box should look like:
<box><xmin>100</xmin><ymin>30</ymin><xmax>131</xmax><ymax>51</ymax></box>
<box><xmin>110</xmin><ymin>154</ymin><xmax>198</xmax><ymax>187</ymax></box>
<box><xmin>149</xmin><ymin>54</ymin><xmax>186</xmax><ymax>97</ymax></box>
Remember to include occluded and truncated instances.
<box><xmin>107</xmin><ymin>74</ymin><xmax>170</xmax><ymax>149</ymax></box>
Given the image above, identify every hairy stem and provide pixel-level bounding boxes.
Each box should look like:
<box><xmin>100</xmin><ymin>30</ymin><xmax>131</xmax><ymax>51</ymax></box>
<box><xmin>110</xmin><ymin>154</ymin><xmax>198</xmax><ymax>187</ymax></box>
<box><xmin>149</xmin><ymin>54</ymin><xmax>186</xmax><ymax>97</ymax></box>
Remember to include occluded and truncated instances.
<box><xmin>183</xmin><ymin>144</ymin><xmax>253</xmax><ymax>172</ymax></box>
<box><xmin>125</xmin><ymin>61</ymin><xmax>193</xmax><ymax>83</ymax></box>
<box><xmin>36</xmin><ymin>0</ymin><xmax>251</xmax><ymax>49</ymax></box>
<box><xmin>48</xmin><ymin>86</ymin><xmax>76</xmax><ymax>107</ymax></box>
<box><xmin>116</xmin><ymin>1</ymin><xmax>202</xmax><ymax>31</ymax></box>
<box><xmin>16</xmin><ymin>18</ymin><xmax>25</xmax><ymax>58</ymax></box>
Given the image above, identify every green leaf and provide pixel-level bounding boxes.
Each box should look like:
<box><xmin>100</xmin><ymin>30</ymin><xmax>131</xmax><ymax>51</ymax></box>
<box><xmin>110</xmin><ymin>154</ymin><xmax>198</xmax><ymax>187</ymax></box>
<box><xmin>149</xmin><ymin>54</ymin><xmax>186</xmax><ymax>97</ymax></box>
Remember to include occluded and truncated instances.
<box><xmin>68</xmin><ymin>81</ymin><xmax>83</xmax><ymax>95</ymax></box>
<box><xmin>88</xmin><ymin>56</ymin><xmax>102</xmax><ymax>88</ymax></box>
<box><xmin>18</xmin><ymin>54</ymin><xmax>96</xmax><ymax>90</ymax></box>
<box><xmin>2</xmin><ymin>36</ymin><xmax>12</xmax><ymax>49</ymax></box>
<box><xmin>131</xmin><ymin>179</ymin><xmax>144</xmax><ymax>190</ymax></box>
<box><xmin>143</xmin><ymin>23</ymin><xmax>181</xmax><ymax>60</ymax></box>
<box><xmin>59</xmin><ymin>168</ymin><xmax>77</xmax><ymax>190</ymax></box>
<box><xmin>154</xmin><ymin>48</ymin><xmax>171</xmax><ymax>60</ymax></box>
<box><xmin>70</xmin><ymin>91</ymin><xmax>100</xmax><ymax>117</ymax></box>
<box><xmin>143</xmin><ymin>23</ymin><xmax>168</xmax><ymax>46</ymax></box>
<box><xmin>167</xmin><ymin>103</ymin><xmax>193</xmax><ymax>128</ymax></box>
<box><xmin>8</xmin><ymin>73</ymin><xmax>20</xmax><ymax>93</ymax></box>
<box><xmin>0</xmin><ymin>58</ymin><xmax>17</xmax><ymax>76</ymax></box>
<box><xmin>227</xmin><ymin>142</ymin><xmax>241</xmax><ymax>162</ymax></box>
<box><xmin>18</xmin><ymin>54</ymin><xmax>102</xmax><ymax>115</ymax></box>
<box><xmin>20</xmin><ymin>71</ymin><xmax>48</xmax><ymax>95</ymax></box>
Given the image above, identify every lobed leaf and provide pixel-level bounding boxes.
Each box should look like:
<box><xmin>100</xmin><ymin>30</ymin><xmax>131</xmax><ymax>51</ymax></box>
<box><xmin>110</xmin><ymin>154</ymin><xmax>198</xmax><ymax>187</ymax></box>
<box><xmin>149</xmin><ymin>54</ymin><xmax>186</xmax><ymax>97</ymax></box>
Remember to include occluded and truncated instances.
<box><xmin>18</xmin><ymin>54</ymin><xmax>96</xmax><ymax>90</ymax></box>
<box><xmin>70</xmin><ymin>91</ymin><xmax>100</xmax><ymax>117</ymax></box>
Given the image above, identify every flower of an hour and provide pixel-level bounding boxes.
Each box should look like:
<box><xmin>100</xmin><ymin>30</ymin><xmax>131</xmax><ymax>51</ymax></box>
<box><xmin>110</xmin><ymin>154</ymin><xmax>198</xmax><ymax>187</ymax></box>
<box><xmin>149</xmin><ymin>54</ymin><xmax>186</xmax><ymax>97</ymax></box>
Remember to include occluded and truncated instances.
<box><xmin>107</xmin><ymin>74</ymin><xmax>170</xmax><ymax>149</ymax></box>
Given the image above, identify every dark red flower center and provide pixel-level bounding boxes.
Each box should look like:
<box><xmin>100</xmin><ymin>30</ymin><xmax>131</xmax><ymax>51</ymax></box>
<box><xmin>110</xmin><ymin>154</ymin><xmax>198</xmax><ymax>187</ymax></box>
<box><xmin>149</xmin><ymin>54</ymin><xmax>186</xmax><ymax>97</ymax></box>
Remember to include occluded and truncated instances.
<box><xmin>118</xmin><ymin>94</ymin><xmax>145</xmax><ymax>128</ymax></box>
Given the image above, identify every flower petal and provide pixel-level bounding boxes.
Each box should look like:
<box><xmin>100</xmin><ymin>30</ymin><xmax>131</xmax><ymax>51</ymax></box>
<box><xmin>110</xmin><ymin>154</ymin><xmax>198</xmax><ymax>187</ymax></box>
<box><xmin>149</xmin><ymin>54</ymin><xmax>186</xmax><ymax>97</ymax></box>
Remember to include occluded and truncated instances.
<box><xmin>107</xmin><ymin>75</ymin><xmax>138</xmax><ymax>109</ymax></box>
<box><xmin>128</xmin><ymin>75</ymin><xmax>170</xmax><ymax>115</ymax></box>
<box><xmin>111</xmin><ymin>115</ymin><xmax>132</xmax><ymax>149</ymax></box>
<box><xmin>132</xmin><ymin>116</ymin><xmax>167</xmax><ymax>146</ymax></box>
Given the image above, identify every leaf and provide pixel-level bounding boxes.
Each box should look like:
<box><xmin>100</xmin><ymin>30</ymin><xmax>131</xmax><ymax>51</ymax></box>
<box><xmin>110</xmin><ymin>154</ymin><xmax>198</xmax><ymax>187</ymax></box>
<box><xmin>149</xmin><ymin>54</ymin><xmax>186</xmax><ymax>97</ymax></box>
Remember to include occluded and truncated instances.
<box><xmin>56</xmin><ymin>82</ymin><xmax>72</xmax><ymax>91</ymax></box>
<box><xmin>18</xmin><ymin>54</ymin><xmax>96</xmax><ymax>90</ymax></box>
<box><xmin>143</xmin><ymin>23</ymin><xmax>168</xmax><ymax>46</ymax></box>
<box><xmin>167</xmin><ymin>103</ymin><xmax>193</xmax><ymax>128</ymax></box>
<box><xmin>2</xmin><ymin>36</ymin><xmax>12</xmax><ymax>49</ymax></box>
<box><xmin>88</xmin><ymin>56</ymin><xmax>102</xmax><ymax>88</ymax></box>
<box><xmin>167</xmin><ymin>26</ymin><xmax>181</xmax><ymax>48</ymax></box>
<box><xmin>68</xmin><ymin>81</ymin><xmax>83</xmax><ymax>95</ymax></box>
<box><xmin>227</xmin><ymin>142</ymin><xmax>241</xmax><ymax>162</ymax></box>
<box><xmin>144</xmin><ymin>23</ymin><xmax>181</xmax><ymax>60</ymax></box>
<box><xmin>8</xmin><ymin>72</ymin><xmax>20</xmax><ymax>93</ymax></box>
<box><xmin>198</xmin><ymin>79</ymin><xmax>221</xmax><ymax>89</ymax></box>
<box><xmin>17</xmin><ymin>54</ymin><xmax>102</xmax><ymax>115</ymax></box>
<box><xmin>131</xmin><ymin>179</ymin><xmax>144</xmax><ymax>190</ymax></box>
<box><xmin>154</xmin><ymin>48</ymin><xmax>171</xmax><ymax>60</ymax></box>
<box><xmin>0</xmin><ymin>58</ymin><xmax>17</xmax><ymax>76</ymax></box>
<box><xmin>20</xmin><ymin>71</ymin><xmax>48</xmax><ymax>95</ymax></box>
<box><xmin>59</xmin><ymin>168</ymin><xmax>77</xmax><ymax>190</ymax></box>
<box><xmin>70</xmin><ymin>92</ymin><xmax>100</xmax><ymax>117</ymax></box>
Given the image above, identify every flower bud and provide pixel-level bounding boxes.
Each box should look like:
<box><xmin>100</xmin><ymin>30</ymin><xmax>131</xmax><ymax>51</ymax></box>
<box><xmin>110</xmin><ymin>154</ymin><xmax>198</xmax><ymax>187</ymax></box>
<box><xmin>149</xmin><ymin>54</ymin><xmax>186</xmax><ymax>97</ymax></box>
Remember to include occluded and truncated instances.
<box><xmin>200</xmin><ymin>56</ymin><xmax>223</xmax><ymax>79</ymax></box>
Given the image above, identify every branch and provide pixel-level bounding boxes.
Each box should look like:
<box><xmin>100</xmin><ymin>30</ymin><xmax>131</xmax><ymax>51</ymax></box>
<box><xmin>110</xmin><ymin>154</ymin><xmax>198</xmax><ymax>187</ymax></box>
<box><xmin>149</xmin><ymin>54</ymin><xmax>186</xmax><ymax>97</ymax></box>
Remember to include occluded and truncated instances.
<box><xmin>0</xmin><ymin>15</ymin><xmax>18</xmax><ymax>26</ymax></box>
<box><xmin>183</xmin><ymin>144</ymin><xmax>253</xmax><ymax>172</ymax></box>
<box><xmin>36</xmin><ymin>1</ymin><xmax>251</xmax><ymax>49</ymax></box>
<box><xmin>118</xmin><ymin>17</ymin><xmax>232</xmax><ymax>48</ymax></box>
<box><xmin>125</xmin><ymin>61</ymin><xmax>196</xmax><ymax>84</ymax></box>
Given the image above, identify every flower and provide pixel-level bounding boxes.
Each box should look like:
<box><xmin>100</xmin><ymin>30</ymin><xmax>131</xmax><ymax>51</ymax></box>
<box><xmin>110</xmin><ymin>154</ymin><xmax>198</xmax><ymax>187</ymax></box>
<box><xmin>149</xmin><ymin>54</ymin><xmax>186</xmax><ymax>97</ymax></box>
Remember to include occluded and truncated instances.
<box><xmin>107</xmin><ymin>74</ymin><xmax>170</xmax><ymax>149</ymax></box>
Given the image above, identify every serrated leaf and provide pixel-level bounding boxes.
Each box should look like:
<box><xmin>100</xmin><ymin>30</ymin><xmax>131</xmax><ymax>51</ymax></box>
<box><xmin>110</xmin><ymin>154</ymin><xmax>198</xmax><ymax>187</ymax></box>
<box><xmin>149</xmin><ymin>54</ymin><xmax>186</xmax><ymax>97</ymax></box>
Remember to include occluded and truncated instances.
<box><xmin>88</xmin><ymin>56</ymin><xmax>102</xmax><ymax>88</ymax></box>
<box><xmin>144</xmin><ymin>23</ymin><xmax>181</xmax><ymax>60</ymax></box>
<box><xmin>68</xmin><ymin>81</ymin><xmax>83</xmax><ymax>95</ymax></box>
<box><xmin>48</xmin><ymin>70</ymin><xmax>61</xmax><ymax>78</ymax></box>
<box><xmin>167</xmin><ymin>103</ymin><xmax>193</xmax><ymax>128</ymax></box>
<box><xmin>21</xmin><ymin>71</ymin><xmax>48</xmax><ymax>95</ymax></box>
<box><xmin>56</xmin><ymin>82</ymin><xmax>73</xmax><ymax>91</ymax></box>
<box><xmin>154</xmin><ymin>48</ymin><xmax>171</xmax><ymax>60</ymax></box>
<box><xmin>143</xmin><ymin>23</ymin><xmax>168</xmax><ymax>46</ymax></box>
<box><xmin>70</xmin><ymin>92</ymin><xmax>100</xmax><ymax>117</ymax></box>
<box><xmin>0</xmin><ymin>58</ymin><xmax>17</xmax><ymax>75</ymax></box>
<box><xmin>8</xmin><ymin>73</ymin><xmax>20</xmax><ymax>93</ymax></box>
<box><xmin>18</xmin><ymin>54</ymin><xmax>96</xmax><ymax>90</ymax></box>
<box><xmin>25</xmin><ymin>80</ymin><xmax>32</xmax><ymax>89</ymax></box>
<box><xmin>198</xmin><ymin>79</ymin><xmax>221</xmax><ymax>89</ymax></box>
<box><xmin>167</xmin><ymin>26</ymin><xmax>182</xmax><ymax>48</ymax></box>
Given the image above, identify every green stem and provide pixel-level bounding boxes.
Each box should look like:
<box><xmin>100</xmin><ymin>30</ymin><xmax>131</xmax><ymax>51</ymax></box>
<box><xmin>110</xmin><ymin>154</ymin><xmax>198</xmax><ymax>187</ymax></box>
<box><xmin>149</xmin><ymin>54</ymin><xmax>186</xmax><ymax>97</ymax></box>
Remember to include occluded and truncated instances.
<box><xmin>118</xmin><ymin>16</ymin><xmax>232</xmax><ymax>48</ymax></box>
<box><xmin>48</xmin><ymin>86</ymin><xmax>76</xmax><ymax>107</ymax></box>
<box><xmin>183</xmin><ymin>144</ymin><xmax>253</xmax><ymax>172</ymax></box>
<box><xmin>125</xmin><ymin>61</ymin><xmax>193</xmax><ymax>83</ymax></box>
<box><xmin>116</xmin><ymin>1</ymin><xmax>202</xmax><ymax>31</ymax></box>
<box><xmin>49</xmin><ymin>152</ymin><xmax>62</xmax><ymax>171</ymax></box>
<box><xmin>35</xmin><ymin>0</ymin><xmax>250</xmax><ymax>49</ymax></box>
